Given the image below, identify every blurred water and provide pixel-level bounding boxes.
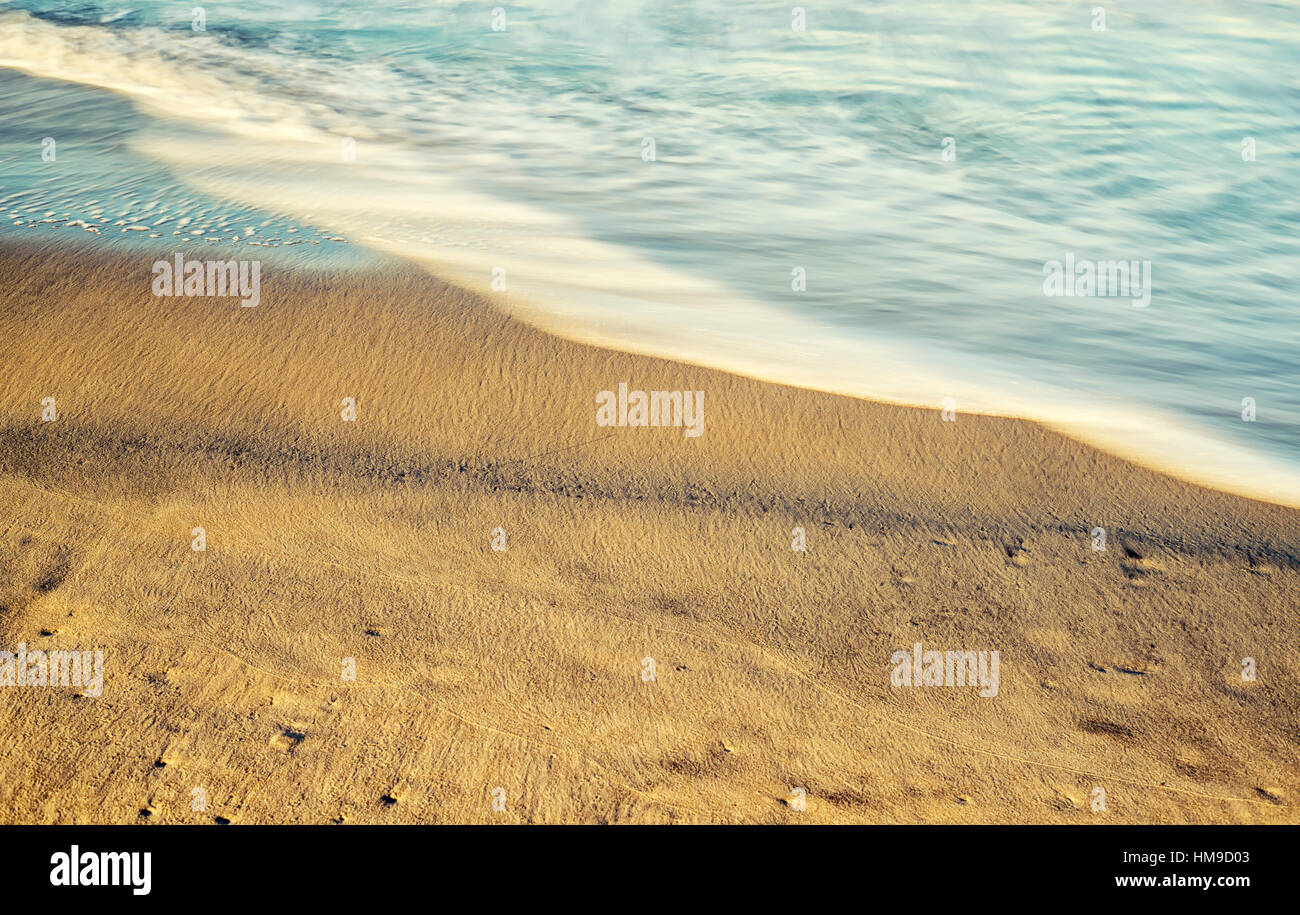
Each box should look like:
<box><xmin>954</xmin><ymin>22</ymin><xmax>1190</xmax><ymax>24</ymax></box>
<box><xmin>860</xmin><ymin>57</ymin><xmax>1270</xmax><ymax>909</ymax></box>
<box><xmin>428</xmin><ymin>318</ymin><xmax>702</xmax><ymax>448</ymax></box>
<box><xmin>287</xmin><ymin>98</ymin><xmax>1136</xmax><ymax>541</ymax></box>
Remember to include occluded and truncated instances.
<box><xmin>0</xmin><ymin>0</ymin><xmax>1297</xmax><ymax>502</ymax></box>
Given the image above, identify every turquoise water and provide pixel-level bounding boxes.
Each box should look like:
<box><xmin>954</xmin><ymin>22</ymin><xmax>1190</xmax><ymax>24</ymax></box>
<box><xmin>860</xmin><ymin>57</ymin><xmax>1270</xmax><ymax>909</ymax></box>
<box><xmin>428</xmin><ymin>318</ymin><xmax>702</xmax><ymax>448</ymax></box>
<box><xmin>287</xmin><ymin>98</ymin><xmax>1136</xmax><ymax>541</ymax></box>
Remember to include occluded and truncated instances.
<box><xmin>1</xmin><ymin>1</ymin><xmax>1298</xmax><ymax>502</ymax></box>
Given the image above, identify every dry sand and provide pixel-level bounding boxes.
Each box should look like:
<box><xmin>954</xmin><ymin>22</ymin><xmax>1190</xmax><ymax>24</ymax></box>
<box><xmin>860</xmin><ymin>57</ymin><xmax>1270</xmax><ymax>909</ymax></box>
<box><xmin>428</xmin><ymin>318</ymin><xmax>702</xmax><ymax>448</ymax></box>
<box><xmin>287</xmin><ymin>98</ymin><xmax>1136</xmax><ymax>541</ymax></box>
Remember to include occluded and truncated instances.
<box><xmin>1</xmin><ymin>240</ymin><xmax>1297</xmax><ymax>824</ymax></box>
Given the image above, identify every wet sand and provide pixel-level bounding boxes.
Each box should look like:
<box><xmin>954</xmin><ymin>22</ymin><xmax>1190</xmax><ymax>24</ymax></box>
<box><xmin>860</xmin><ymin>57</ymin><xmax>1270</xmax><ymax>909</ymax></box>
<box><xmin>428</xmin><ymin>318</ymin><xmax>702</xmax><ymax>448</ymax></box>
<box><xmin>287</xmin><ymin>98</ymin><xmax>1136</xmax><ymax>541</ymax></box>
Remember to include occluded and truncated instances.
<box><xmin>1</xmin><ymin>240</ymin><xmax>1296</xmax><ymax>823</ymax></box>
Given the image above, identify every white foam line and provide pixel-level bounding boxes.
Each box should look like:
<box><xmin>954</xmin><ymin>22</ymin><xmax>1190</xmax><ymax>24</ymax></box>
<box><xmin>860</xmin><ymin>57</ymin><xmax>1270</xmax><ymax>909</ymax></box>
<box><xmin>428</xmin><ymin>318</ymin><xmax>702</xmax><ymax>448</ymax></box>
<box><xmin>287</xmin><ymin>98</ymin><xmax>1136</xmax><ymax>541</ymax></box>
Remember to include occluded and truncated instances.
<box><xmin>2</xmin><ymin>8</ymin><xmax>1298</xmax><ymax>508</ymax></box>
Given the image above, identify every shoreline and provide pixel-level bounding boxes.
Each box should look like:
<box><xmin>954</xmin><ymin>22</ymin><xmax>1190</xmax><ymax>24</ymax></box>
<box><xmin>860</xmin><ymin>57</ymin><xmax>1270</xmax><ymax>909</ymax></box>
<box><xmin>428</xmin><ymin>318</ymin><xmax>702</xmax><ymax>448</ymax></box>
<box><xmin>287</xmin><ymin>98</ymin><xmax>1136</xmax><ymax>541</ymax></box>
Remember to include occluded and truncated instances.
<box><xmin>2</xmin><ymin>238</ymin><xmax>1297</xmax><ymax>824</ymax></box>
<box><xmin>11</xmin><ymin>216</ymin><xmax>1299</xmax><ymax>512</ymax></box>
<box><xmin>1</xmin><ymin>43</ymin><xmax>1293</xmax><ymax>512</ymax></box>
<box><xmin>502</xmin><ymin>291</ymin><xmax>1300</xmax><ymax>514</ymax></box>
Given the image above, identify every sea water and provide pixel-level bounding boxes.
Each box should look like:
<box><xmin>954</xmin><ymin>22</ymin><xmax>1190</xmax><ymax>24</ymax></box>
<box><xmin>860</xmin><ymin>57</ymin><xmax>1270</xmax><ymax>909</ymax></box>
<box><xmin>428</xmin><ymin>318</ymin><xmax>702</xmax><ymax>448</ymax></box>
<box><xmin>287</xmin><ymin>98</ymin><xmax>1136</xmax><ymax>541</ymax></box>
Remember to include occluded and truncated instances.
<box><xmin>1</xmin><ymin>0</ymin><xmax>1297</xmax><ymax>503</ymax></box>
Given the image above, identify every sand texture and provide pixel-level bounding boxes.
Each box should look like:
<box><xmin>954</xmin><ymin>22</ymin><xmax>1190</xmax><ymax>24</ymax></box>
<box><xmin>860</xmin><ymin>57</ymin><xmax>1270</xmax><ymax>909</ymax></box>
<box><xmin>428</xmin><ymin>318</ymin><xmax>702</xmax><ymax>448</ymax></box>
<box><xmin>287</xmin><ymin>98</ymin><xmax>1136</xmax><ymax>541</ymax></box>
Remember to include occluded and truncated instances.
<box><xmin>1</xmin><ymin>242</ymin><xmax>1297</xmax><ymax>823</ymax></box>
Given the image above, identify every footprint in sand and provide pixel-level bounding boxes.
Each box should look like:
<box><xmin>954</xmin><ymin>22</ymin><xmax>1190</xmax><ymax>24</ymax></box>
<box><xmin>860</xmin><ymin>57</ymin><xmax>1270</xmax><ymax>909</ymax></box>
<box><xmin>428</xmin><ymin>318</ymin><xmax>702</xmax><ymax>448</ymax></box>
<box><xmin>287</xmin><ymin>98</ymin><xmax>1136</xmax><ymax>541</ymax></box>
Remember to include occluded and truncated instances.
<box><xmin>1088</xmin><ymin>661</ymin><xmax>1151</xmax><ymax>677</ymax></box>
<box><xmin>1048</xmin><ymin>785</ymin><xmax>1084</xmax><ymax>811</ymax></box>
<box><xmin>1002</xmin><ymin>539</ymin><xmax>1030</xmax><ymax>567</ymax></box>
<box><xmin>269</xmin><ymin>727</ymin><xmax>307</xmax><ymax>753</ymax></box>
<box><xmin>1255</xmin><ymin>787</ymin><xmax>1285</xmax><ymax>805</ymax></box>
<box><xmin>27</xmin><ymin>543</ymin><xmax>76</xmax><ymax>595</ymax></box>
<box><xmin>1118</xmin><ymin>539</ymin><xmax>1166</xmax><ymax>582</ymax></box>
<box><xmin>1079</xmin><ymin>717</ymin><xmax>1136</xmax><ymax>740</ymax></box>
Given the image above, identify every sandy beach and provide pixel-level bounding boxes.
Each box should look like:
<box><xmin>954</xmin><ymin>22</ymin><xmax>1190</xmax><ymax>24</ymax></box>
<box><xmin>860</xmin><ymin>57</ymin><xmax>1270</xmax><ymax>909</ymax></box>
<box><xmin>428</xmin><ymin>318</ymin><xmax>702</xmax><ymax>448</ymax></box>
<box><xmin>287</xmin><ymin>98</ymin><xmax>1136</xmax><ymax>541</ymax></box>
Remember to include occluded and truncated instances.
<box><xmin>1</xmin><ymin>240</ymin><xmax>1297</xmax><ymax>824</ymax></box>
